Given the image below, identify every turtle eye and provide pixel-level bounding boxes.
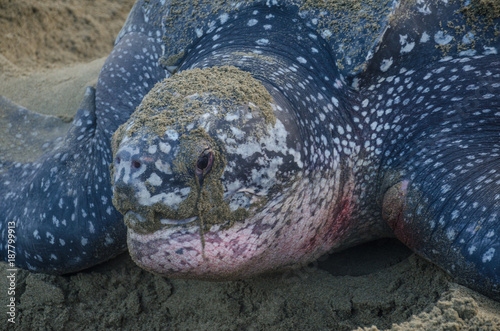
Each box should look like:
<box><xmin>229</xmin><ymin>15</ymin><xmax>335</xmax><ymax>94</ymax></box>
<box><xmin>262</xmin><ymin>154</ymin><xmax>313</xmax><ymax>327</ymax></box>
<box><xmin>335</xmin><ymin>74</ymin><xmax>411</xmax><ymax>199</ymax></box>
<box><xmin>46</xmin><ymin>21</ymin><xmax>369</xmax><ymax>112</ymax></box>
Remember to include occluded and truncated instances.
<box><xmin>197</xmin><ymin>155</ymin><xmax>209</xmax><ymax>170</ymax></box>
<box><xmin>196</xmin><ymin>149</ymin><xmax>213</xmax><ymax>174</ymax></box>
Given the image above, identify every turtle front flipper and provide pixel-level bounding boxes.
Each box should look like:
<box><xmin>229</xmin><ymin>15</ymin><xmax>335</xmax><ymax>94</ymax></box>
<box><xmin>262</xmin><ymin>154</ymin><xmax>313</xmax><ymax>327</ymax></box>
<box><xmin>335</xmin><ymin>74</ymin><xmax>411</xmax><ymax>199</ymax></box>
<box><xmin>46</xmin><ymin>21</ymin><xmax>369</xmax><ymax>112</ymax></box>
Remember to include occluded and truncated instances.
<box><xmin>355</xmin><ymin>0</ymin><xmax>500</xmax><ymax>301</ymax></box>
<box><xmin>94</xmin><ymin>0</ymin><xmax>169</xmax><ymax>136</ymax></box>
<box><xmin>370</xmin><ymin>54</ymin><xmax>500</xmax><ymax>300</ymax></box>
<box><xmin>0</xmin><ymin>87</ymin><xmax>129</xmax><ymax>274</ymax></box>
<box><xmin>0</xmin><ymin>96</ymin><xmax>71</xmax><ymax>168</ymax></box>
<box><xmin>0</xmin><ymin>0</ymin><xmax>171</xmax><ymax>274</ymax></box>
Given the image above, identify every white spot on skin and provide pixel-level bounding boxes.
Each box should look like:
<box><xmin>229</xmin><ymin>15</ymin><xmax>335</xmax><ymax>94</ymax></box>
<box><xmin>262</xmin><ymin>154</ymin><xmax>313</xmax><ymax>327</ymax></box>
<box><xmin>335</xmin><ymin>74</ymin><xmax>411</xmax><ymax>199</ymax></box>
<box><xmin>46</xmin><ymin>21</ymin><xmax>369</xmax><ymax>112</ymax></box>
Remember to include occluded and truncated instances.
<box><xmin>129</xmin><ymin>158</ymin><xmax>192</xmax><ymax>209</ymax></box>
<box><xmin>155</xmin><ymin>160</ymin><xmax>172</xmax><ymax>174</ymax></box>
<box><xmin>399</xmin><ymin>34</ymin><xmax>415</xmax><ymax>54</ymax></box>
<box><xmin>380</xmin><ymin>58</ymin><xmax>393</xmax><ymax>72</ymax></box>
<box><xmin>297</xmin><ymin>56</ymin><xmax>307</xmax><ymax>64</ymax></box>
<box><xmin>441</xmin><ymin>184</ymin><xmax>451</xmax><ymax>194</ymax></box>
<box><xmin>219</xmin><ymin>13</ymin><xmax>229</xmax><ymax>24</ymax></box>
<box><xmin>443</xmin><ymin>227</ymin><xmax>456</xmax><ymax>241</ymax></box>
<box><xmin>247</xmin><ymin>19</ymin><xmax>258</xmax><ymax>27</ymax></box>
<box><xmin>420</xmin><ymin>32</ymin><xmax>430</xmax><ymax>43</ymax></box>
<box><xmin>321</xmin><ymin>29</ymin><xmax>332</xmax><ymax>39</ymax></box>
<box><xmin>46</xmin><ymin>232</ymin><xmax>55</xmax><ymax>244</ymax></box>
<box><xmin>462</xmin><ymin>32</ymin><xmax>474</xmax><ymax>44</ymax></box>
<box><xmin>434</xmin><ymin>31</ymin><xmax>453</xmax><ymax>45</ymax></box>
<box><xmin>231</xmin><ymin>126</ymin><xmax>245</xmax><ymax>139</ymax></box>
<box><xmin>288</xmin><ymin>148</ymin><xmax>303</xmax><ymax>169</ymax></box>
<box><xmin>88</xmin><ymin>221</ymin><xmax>95</xmax><ymax>234</ymax></box>
<box><xmin>148</xmin><ymin>145</ymin><xmax>157</xmax><ymax>154</ymax></box>
<box><xmin>225</xmin><ymin>113</ymin><xmax>239</xmax><ymax>121</ymax></box>
<box><xmin>331</xmin><ymin>96</ymin><xmax>339</xmax><ymax>107</ymax></box>
<box><xmin>159</xmin><ymin>142</ymin><xmax>171</xmax><ymax>154</ymax></box>
<box><xmin>256</xmin><ymin>39</ymin><xmax>269</xmax><ymax>46</ymax></box>
<box><xmin>417</xmin><ymin>3</ymin><xmax>431</xmax><ymax>14</ymax></box>
<box><xmin>105</xmin><ymin>234</ymin><xmax>115</xmax><ymax>246</ymax></box>
<box><xmin>483</xmin><ymin>46</ymin><xmax>498</xmax><ymax>55</ymax></box>
<box><xmin>147</xmin><ymin>173</ymin><xmax>163</xmax><ymax>186</ymax></box>
<box><xmin>482</xmin><ymin>248</ymin><xmax>495</xmax><ymax>263</ymax></box>
<box><xmin>308</xmin><ymin>33</ymin><xmax>318</xmax><ymax>40</ymax></box>
<box><xmin>225</xmin><ymin>179</ymin><xmax>242</xmax><ymax>194</ymax></box>
<box><xmin>165</xmin><ymin>129</ymin><xmax>179</xmax><ymax>141</ymax></box>
<box><xmin>180</xmin><ymin>187</ymin><xmax>190</xmax><ymax>196</ymax></box>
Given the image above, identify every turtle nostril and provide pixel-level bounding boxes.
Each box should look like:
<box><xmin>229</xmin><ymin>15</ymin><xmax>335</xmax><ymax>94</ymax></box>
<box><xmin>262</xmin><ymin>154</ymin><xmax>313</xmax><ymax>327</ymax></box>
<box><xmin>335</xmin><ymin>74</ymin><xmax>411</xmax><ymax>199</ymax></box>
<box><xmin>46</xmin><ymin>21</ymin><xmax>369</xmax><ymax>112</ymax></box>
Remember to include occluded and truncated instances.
<box><xmin>132</xmin><ymin>160</ymin><xmax>141</xmax><ymax>169</ymax></box>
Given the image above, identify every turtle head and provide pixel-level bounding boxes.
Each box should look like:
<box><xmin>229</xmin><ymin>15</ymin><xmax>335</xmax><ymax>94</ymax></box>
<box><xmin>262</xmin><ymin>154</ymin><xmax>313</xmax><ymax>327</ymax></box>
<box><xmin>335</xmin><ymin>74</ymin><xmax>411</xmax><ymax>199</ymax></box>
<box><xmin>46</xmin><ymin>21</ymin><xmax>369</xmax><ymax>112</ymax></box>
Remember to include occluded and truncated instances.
<box><xmin>111</xmin><ymin>66</ymin><xmax>303</xmax><ymax>278</ymax></box>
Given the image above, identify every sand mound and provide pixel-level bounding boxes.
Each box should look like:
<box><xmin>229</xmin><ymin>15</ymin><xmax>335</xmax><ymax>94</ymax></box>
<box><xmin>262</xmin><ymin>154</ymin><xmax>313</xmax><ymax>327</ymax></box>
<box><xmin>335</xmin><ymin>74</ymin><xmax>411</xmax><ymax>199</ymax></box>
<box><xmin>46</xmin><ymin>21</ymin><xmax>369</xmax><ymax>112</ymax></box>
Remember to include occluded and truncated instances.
<box><xmin>0</xmin><ymin>0</ymin><xmax>134</xmax><ymax>71</ymax></box>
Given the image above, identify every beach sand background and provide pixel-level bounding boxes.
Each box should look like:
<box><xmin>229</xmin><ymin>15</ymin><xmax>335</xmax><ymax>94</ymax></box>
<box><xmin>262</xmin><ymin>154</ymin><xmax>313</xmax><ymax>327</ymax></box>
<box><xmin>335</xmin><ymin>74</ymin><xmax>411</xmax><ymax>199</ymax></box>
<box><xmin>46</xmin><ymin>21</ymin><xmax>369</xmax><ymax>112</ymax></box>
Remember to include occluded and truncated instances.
<box><xmin>1</xmin><ymin>0</ymin><xmax>499</xmax><ymax>329</ymax></box>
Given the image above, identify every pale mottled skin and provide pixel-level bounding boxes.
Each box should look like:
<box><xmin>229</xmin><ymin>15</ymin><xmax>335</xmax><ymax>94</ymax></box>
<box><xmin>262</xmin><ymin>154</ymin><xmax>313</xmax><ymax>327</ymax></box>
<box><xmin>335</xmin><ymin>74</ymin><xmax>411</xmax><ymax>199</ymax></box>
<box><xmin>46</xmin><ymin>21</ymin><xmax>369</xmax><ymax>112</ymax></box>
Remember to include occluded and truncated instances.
<box><xmin>1</xmin><ymin>0</ymin><xmax>499</xmax><ymax>302</ymax></box>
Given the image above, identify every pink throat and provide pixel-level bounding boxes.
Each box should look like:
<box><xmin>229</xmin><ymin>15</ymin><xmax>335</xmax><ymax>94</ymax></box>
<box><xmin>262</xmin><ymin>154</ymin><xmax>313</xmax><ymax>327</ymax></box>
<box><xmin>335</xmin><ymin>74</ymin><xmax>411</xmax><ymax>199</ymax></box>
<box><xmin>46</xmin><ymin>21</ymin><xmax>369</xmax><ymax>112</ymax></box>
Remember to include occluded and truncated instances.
<box><xmin>127</xmin><ymin>193</ymin><xmax>356</xmax><ymax>280</ymax></box>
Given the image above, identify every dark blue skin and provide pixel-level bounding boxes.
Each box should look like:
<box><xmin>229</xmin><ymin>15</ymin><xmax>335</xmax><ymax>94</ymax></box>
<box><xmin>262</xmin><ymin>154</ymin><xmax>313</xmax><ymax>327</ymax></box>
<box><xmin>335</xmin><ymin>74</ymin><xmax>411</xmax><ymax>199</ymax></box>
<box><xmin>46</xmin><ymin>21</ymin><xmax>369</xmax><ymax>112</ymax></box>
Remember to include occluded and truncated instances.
<box><xmin>361</xmin><ymin>2</ymin><xmax>500</xmax><ymax>298</ymax></box>
<box><xmin>0</xmin><ymin>0</ymin><xmax>499</xmax><ymax>302</ymax></box>
<box><xmin>0</xmin><ymin>7</ymin><xmax>168</xmax><ymax>274</ymax></box>
<box><xmin>367</xmin><ymin>55</ymin><xmax>500</xmax><ymax>298</ymax></box>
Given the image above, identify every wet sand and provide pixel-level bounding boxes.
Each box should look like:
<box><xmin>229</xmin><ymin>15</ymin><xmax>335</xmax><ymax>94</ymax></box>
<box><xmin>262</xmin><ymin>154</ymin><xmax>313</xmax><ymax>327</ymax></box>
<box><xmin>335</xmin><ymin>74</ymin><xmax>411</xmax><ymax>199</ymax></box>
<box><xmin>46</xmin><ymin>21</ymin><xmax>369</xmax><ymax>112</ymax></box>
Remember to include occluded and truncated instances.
<box><xmin>1</xmin><ymin>1</ymin><xmax>500</xmax><ymax>330</ymax></box>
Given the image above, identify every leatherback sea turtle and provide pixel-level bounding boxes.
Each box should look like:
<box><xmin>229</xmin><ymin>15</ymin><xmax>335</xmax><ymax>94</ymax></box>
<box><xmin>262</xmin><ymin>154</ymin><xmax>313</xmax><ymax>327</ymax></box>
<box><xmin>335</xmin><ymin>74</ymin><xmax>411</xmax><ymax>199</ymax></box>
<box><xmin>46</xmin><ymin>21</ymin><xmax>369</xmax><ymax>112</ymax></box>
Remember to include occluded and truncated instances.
<box><xmin>1</xmin><ymin>0</ymin><xmax>499</xmax><ymax>300</ymax></box>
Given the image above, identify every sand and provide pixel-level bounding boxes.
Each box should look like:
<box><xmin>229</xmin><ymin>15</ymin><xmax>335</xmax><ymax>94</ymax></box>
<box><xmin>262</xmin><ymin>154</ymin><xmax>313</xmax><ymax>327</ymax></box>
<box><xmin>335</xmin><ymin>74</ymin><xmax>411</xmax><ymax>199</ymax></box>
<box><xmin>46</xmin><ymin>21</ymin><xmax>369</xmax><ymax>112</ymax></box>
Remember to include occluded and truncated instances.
<box><xmin>1</xmin><ymin>0</ymin><xmax>499</xmax><ymax>330</ymax></box>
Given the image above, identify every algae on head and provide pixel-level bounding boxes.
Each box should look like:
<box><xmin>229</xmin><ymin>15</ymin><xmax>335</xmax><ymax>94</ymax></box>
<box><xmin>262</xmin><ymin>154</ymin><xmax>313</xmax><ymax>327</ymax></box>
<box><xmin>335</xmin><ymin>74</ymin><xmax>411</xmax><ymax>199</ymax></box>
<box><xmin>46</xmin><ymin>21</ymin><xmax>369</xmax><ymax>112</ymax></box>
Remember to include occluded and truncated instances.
<box><xmin>112</xmin><ymin>65</ymin><xmax>276</xmax><ymax>163</ymax></box>
<box><xmin>123</xmin><ymin>65</ymin><xmax>275</xmax><ymax>140</ymax></box>
<box><xmin>112</xmin><ymin>125</ymin><xmax>250</xmax><ymax>235</ymax></box>
<box><xmin>111</xmin><ymin>66</ymin><xmax>274</xmax><ymax>234</ymax></box>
